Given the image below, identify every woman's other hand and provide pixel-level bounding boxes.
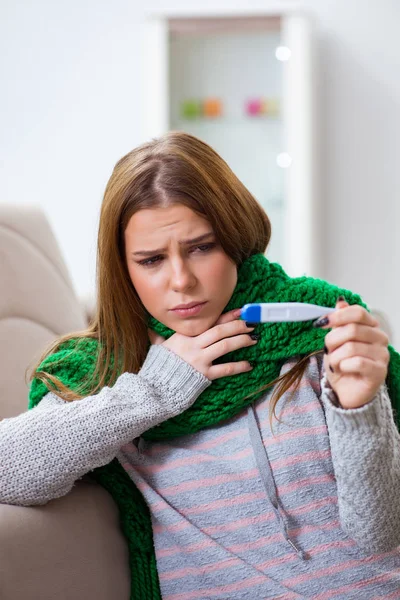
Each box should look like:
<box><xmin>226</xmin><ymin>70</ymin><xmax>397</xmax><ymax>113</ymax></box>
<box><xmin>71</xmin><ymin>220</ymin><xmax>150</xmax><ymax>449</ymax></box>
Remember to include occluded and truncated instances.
<box><xmin>314</xmin><ymin>298</ymin><xmax>390</xmax><ymax>409</ymax></box>
<box><xmin>148</xmin><ymin>308</ymin><xmax>257</xmax><ymax>381</ymax></box>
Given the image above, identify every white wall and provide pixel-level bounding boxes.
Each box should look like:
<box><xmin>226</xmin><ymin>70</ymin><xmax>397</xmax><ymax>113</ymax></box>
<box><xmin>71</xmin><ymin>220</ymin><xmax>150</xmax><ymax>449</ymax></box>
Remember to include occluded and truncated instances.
<box><xmin>0</xmin><ymin>0</ymin><xmax>146</xmax><ymax>298</ymax></box>
<box><xmin>1</xmin><ymin>0</ymin><xmax>399</xmax><ymax>344</ymax></box>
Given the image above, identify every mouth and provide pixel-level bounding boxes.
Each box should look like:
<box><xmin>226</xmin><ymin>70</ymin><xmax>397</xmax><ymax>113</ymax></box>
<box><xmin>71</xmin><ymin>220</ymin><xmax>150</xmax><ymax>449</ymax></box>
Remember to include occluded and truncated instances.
<box><xmin>170</xmin><ymin>302</ymin><xmax>207</xmax><ymax>317</ymax></box>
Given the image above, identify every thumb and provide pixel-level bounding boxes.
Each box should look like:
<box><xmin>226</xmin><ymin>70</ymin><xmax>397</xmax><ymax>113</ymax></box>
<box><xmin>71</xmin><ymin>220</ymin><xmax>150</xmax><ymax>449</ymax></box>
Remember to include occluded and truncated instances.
<box><xmin>148</xmin><ymin>328</ymin><xmax>165</xmax><ymax>345</ymax></box>
<box><xmin>335</xmin><ymin>295</ymin><xmax>349</xmax><ymax>310</ymax></box>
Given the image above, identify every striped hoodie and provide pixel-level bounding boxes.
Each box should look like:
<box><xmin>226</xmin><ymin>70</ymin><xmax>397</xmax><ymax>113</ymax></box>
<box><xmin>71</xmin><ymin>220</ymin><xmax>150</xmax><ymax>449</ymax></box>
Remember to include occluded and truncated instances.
<box><xmin>118</xmin><ymin>353</ymin><xmax>400</xmax><ymax>599</ymax></box>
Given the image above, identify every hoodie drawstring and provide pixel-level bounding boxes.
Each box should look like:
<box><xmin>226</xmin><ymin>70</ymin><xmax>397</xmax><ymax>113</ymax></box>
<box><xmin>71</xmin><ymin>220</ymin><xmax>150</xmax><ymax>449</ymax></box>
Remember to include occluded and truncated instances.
<box><xmin>247</xmin><ymin>404</ymin><xmax>307</xmax><ymax>561</ymax></box>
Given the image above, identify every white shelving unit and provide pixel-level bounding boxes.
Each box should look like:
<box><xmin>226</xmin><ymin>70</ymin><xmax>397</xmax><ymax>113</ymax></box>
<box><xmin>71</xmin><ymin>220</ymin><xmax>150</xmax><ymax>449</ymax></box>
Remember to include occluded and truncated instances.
<box><xmin>143</xmin><ymin>9</ymin><xmax>317</xmax><ymax>278</ymax></box>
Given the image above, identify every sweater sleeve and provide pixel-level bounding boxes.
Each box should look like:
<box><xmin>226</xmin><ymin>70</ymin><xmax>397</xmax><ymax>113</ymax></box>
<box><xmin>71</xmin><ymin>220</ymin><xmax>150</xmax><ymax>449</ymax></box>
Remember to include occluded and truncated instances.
<box><xmin>320</xmin><ymin>373</ymin><xmax>400</xmax><ymax>553</ymax></box>
<box><xmin>0</xmin><ymin>345</ymin><xmax>210</xmax><ymax>507</ymax></box>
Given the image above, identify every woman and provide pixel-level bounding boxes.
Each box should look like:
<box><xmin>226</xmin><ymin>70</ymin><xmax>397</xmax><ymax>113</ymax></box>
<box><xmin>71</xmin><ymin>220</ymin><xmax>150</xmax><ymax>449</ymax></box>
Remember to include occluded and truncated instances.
<box><xmin>1</xmin><ymin>131</ymin><xmax>400</xmax><ymax>599</ymax></box>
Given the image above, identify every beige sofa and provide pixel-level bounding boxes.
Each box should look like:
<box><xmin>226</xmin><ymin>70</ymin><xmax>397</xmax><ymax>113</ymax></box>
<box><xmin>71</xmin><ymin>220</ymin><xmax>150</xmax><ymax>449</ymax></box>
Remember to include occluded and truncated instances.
<box><xmin>0</xmin><ymin>205</ymin><xmax>130</xmax><ymax>599</ymax></box>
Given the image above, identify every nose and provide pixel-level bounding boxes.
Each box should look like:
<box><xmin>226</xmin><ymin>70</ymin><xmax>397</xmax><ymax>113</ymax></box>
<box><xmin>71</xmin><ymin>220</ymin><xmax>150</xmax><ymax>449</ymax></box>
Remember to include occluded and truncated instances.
<box><xmin>170</xmin><ymin>258</ymin><xmax>197</xmax><ymax>292</ymax></box>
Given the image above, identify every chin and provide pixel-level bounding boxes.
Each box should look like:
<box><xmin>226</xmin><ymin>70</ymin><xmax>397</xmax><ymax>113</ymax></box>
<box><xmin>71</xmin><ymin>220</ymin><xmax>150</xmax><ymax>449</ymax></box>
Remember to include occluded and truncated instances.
<box><xmin>174</xmin><ymin>318</ymin><xmax>214</xmax><ymax>337</ymax></box>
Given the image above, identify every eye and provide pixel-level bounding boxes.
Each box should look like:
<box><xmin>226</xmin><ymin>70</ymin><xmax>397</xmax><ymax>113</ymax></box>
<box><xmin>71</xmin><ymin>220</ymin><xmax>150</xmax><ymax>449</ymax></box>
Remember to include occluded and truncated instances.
<box><xmin>191</xmin><ymin>243</ymin><xmax>216</xmax><ymax>253</ymax></box>
<box><xmin>138</xmin><ymin>255</ymin><xmax>163</xmax><ymax>267</ymax></box>
<box><xmin>137</xmin><ymin>243</ymin><xmax>216</xmax><ymax>268</ymax></box>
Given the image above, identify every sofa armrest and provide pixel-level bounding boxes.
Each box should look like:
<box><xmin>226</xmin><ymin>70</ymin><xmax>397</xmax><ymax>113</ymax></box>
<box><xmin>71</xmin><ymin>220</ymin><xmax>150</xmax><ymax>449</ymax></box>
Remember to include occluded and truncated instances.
<box><xmin>0</xmin><ymin>478</ymin><xmax>130</xmax><ymax>600</ymax></box>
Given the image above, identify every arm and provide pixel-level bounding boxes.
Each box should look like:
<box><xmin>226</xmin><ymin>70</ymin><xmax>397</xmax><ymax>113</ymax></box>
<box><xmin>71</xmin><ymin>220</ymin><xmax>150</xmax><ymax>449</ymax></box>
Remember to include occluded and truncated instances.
<box><xmin>0</xmin><ymin>345</ymin><xmax>210</xmax><ymax>506</ymax></box>
<box><xmin>320</xmin><ymin>374</ymin><xmax>400</xmax><ymax>553</ymax></box>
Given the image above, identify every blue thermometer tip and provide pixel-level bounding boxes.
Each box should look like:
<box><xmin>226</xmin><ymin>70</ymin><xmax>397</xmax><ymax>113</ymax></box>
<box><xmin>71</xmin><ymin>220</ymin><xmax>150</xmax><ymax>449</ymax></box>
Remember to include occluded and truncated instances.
<box><xmin>241</xmin><ymin>304</ymin><xmax>261</xmax><ymax>322</ymax></box>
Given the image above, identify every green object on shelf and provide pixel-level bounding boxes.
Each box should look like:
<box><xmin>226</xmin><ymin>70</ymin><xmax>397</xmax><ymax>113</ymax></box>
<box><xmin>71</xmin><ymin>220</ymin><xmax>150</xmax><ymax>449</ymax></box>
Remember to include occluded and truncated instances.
<box><xmin>181</xmin><ymin>99</ymin><xmax>201</xmax><ymax>120</ymax></box>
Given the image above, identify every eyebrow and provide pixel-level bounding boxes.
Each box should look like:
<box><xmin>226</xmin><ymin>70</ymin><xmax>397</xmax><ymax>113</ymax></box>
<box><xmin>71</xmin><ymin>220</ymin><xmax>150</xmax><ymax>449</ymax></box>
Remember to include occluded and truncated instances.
<box><xmin>131</xmin><ymin>232</ymin><xmax>216</xmax><ymax>257</ymax></box>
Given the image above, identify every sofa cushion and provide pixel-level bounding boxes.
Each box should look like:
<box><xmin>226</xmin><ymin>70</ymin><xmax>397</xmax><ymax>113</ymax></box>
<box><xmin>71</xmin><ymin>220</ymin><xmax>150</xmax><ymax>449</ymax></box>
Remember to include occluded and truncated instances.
<box><xmin>0</xmin><ymin>478</ymin><xmax>130</xmax><ymax>600</ymax></box>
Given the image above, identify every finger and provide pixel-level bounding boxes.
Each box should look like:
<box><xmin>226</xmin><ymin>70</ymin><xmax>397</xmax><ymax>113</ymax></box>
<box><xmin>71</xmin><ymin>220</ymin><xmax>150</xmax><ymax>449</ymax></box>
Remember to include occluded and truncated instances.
<box><xmin>148</xmin><ymin>329</ymin><xmax>165</xmax><ymax>345</ymax></box>
<box><xmin>214</xmin><ymin>308</ymin><xmax>242</xmax><ymax>326</ymax></box>
<box><xmin>325</xmin><ymin>323</ymin><xmax>389</xmax><ymax>354</ymax></box>
<box><xmin>314</xmin><ymin>304</ymin><xmax>379</xmax><ymax>329</ymax></box>
<box><xmin>207</xmin><ymin>360</ymin><xmax>253</xmax><ymax>381</ymax></box>
<box><xmin>335</xmin><ymin>297</ymin><xmax>349</xmax><ymax>310</ymax></box>
<box><xmin>316</xmin><ymin>296</ymin><xmax>348</xmax><ymax>330</ymax></box>
<box><xmin>205</xmin><ymin>333</ymin><xmax>258</xmax><ymax>363</ymax></box>
<box><xmin>335</xmin><ymin>355</ymin><xmax>388</xmax><ymax>378</ymax></box>
<box><xmin>328</xmin><ymin>341</ymin><xmax>389</xmax><ymax>373</ymax></box>
<box><xmin>200</xmin><ymin>319</ymin><xmax>254</xmax><ymax>349</ymax></box>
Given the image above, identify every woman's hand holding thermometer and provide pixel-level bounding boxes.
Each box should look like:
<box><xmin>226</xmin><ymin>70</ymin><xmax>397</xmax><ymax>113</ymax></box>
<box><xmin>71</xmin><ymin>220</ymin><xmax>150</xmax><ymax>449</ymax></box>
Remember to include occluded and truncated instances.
<box><xmin>240</xmin><ymin>299</ymin><xmax>390</xmax><ymax>409</ymax></box>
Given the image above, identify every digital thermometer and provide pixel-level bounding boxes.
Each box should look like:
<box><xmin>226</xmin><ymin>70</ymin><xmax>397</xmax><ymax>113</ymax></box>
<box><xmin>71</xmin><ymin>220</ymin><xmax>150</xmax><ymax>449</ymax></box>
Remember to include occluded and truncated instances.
<box><xmin>241</xmin><ymin>302</ymin><xmax>336</xmax><ymax>323</ymax></box>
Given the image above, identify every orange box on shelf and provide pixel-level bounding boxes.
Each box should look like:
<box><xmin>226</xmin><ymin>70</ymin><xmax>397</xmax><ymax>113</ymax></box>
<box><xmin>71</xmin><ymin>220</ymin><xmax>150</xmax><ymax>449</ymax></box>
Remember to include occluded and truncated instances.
<box><xmin>203</xmin><ymin>98</ymin><xmax>223</xmax><ymax>118</ymax></box>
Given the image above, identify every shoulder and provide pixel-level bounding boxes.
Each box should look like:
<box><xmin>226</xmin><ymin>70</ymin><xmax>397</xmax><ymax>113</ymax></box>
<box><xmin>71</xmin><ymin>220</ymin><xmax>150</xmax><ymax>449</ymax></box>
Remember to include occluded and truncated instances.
<box><xmin>29</xmin><ymin>337</ymin><xmax>101</xmax><ymax>409</ymax></box>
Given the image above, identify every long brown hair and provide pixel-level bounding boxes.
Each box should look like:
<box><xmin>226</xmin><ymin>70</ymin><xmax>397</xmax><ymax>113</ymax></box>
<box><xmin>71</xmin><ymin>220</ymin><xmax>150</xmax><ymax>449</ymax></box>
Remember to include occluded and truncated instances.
<box><xmin>32</xmin><ymin>131</ymin><xmax>319</xmax><ymax>420</ymax></box>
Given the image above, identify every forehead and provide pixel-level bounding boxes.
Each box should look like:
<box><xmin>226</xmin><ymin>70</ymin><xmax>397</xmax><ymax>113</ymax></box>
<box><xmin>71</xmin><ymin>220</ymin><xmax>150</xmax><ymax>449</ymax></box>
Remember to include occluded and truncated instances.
<box><xmin>125</xmin><ymin>204</ymin><xmax>211</xmax><ymax>240</ymax></box>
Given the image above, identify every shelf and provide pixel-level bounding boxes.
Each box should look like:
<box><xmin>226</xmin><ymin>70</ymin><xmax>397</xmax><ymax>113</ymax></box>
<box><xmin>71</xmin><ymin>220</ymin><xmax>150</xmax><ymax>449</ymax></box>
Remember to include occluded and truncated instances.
<box><xmin>144</xmin><ymin>11</ymin><xmax>316</xmax><ymax>275</ymax></box>
<box><xmin>171</xmin><ymin>116</ymin><xmax>281</xmax><ymax>127</ymax></box>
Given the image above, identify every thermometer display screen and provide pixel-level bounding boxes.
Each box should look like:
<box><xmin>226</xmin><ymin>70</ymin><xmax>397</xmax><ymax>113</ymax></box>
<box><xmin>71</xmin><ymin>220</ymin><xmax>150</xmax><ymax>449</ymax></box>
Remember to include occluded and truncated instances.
<box><xmin>268</xmin><ymin>309</ymin><xmax>289</xmax><ymax>318</ymax></box>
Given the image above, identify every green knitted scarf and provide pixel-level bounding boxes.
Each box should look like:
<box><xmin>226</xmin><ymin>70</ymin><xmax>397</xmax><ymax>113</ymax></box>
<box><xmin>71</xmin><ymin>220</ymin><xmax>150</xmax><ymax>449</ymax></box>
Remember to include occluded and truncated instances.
<box><xmin>28</xmin><ymin>254</ymin><xmax>400</xmax><ymax>599</ymax></box>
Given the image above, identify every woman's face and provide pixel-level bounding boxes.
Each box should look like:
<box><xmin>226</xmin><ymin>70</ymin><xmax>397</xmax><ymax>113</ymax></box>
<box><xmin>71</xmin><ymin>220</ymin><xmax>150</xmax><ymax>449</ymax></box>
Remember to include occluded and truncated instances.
<box><xmin>124</xmin><ymin>203</ymin><xmax>238</xmax><ymax>336</ymax></box>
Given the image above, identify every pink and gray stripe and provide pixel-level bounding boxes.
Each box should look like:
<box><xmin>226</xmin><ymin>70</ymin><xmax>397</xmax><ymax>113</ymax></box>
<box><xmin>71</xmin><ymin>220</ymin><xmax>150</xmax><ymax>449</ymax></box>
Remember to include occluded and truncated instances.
<box><xmin>117</xmin><ymin>355</ymin><xmax>400</xmax><ymax>599</ymax></box>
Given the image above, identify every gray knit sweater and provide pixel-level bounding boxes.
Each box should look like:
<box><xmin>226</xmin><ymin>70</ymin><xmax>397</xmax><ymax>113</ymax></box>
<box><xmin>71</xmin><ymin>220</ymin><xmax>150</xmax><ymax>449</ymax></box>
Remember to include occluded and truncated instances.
<box><xmin>1</xmin><ymin>345</ymin><xmax>400</xmax><ymax>598</ymax></box>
